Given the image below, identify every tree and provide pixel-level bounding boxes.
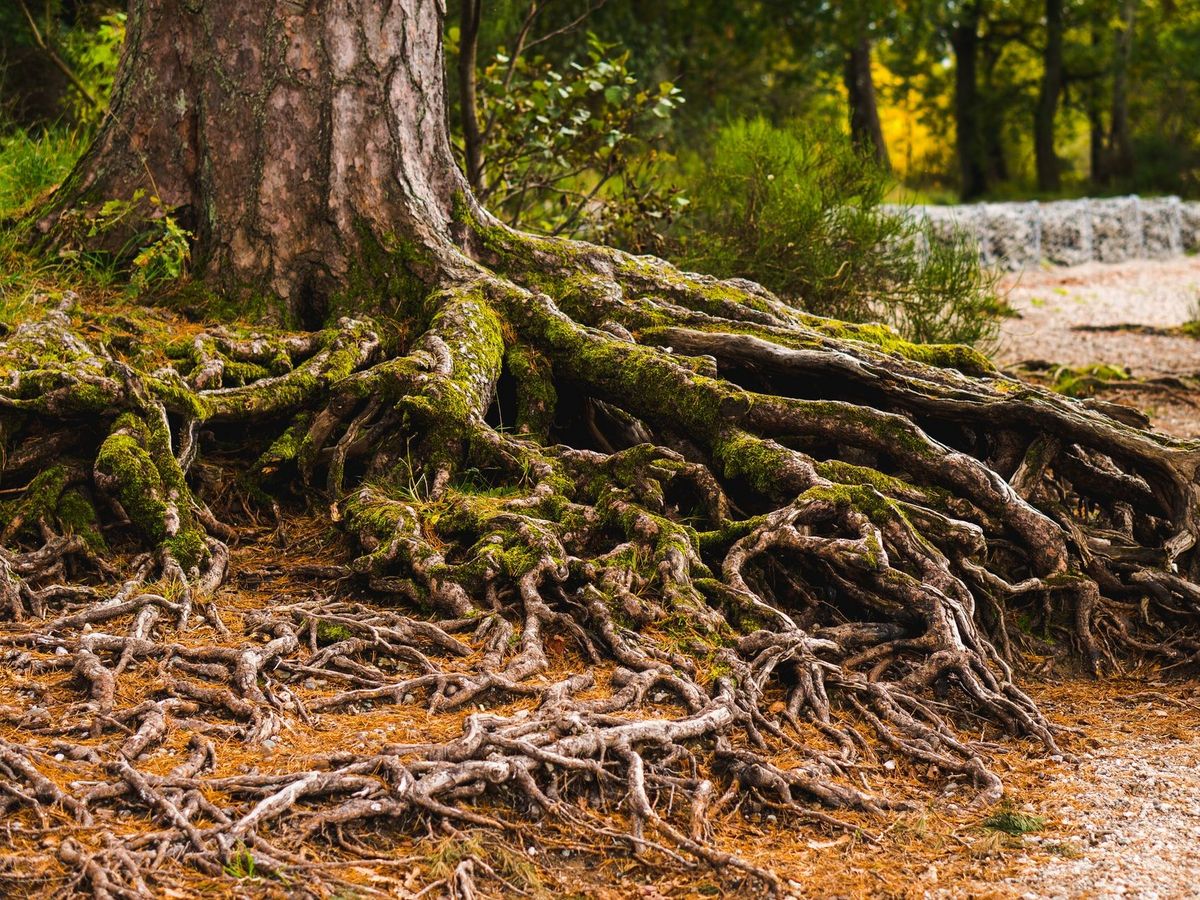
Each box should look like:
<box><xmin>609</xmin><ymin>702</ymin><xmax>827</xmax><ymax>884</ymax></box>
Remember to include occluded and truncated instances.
<box><xmin>1106</xmin><ymin>0</ymin><xmax>1137</xmax><ymax>181</ymax></box>
<box><xmin>948</xmin><ymin>1</ymin><xmax>992</xmax><ymax>198</ymax></box>
<box><xmin>4</xmin><ymin>1</ymin><xmax>1199</xmax><ymax>894</ymax></box>
<box><xmin>839</xmin><ymin>5</ymin><xmax>892</xmax><ymax>170</ymax></box>
<box><xmin>1034</xmin><ymin>0</ymin><xmax>1065</xmax><ymax>191</ymax></box>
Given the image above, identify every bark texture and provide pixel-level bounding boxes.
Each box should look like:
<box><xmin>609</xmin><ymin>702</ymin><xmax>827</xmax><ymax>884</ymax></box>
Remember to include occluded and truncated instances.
<box><xmin>37</xmin><ymin>0</ymin><xmax>468</xmax><ymax>324</ymax></box>
<box><xmin>3</xmin><ymin>0</ymin><xmax>1200</xmax><ymax>896</ymax></box>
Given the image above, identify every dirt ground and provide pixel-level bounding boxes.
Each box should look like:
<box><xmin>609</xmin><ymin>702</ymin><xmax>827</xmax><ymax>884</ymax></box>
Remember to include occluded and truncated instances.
<box><xmin>997</xmin><ymin>256</ymin><xmax>1200</xmax><ymax>439</ymax></box>
<box><xmin>5</xmin><ymin>260</ymin><xmax>1200</xmax><ymax>900</ymax></box>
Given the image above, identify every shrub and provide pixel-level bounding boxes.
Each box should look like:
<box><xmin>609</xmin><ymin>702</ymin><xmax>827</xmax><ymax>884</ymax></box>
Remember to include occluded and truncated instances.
<box><xmin>674</xmin><ymin>118</ymin><xmax>1001</xmax><ymax>346</ymax></box>
<box><xmin>60</xmin><ymin>11</ymin><xmax>126</xmax><ymax>130</ymax></box>
<box><xmin>453</xmin><ymin>32</ymin><xmax>686</xmax><ymax>252</ymax></box>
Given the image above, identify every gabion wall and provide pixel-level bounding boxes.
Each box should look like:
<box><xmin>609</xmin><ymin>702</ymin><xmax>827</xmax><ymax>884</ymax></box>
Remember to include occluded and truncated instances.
<box><xmin>892</xmin><ymin>196</ymin><xmax>1200</xmax><ymax>270</ymax></box>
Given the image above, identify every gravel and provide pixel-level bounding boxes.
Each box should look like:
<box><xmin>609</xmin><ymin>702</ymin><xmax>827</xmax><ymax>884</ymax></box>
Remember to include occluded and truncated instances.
<box><xmin>996</xmin><ymin>256</ymin><xmax>1200</xmax><ymax>374</ymax></box>
<box><xmin>1008</xmin><ymin>727</ymin><xmax>1200</xmax><ymax>899</ymax></box>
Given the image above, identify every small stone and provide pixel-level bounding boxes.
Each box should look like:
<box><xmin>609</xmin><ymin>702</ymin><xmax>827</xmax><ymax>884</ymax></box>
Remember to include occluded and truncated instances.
<box><xmin>54</xmin><ymin>753</ymin><xmax>64</xmax><ymax>761</ymax></box>
<box><xmin>526</xmin><ymin>846</ymin><xmax>538</xmax><ymax>856</ymax></box>
<box><xmin>401</xmin><ymin>693</ymin><xmax>415</xmax><ymax>704</ymax></box>
<box><xmin>303</xmin><ymin>678</ymin><xmax>319</xmax><ymax>690</ymax></box>
<box><xmin>54</xmin><ymin>646</ymin><xmax>69</xmax><ymax>656</ymax></box>
<box><xmin>883</xmin><ymin>759</ymin><xmax>896</xmax><ymax>771</ymax></box>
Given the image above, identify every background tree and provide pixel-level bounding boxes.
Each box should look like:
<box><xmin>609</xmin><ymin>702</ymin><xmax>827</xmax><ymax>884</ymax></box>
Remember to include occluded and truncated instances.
<box><xmin>1034</xmin><ymin>0</ymin><xmax>1066</xmax><ymax>190</ymax></box>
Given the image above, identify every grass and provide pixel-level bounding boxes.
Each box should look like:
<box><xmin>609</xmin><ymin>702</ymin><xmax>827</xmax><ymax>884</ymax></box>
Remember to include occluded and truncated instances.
<box><xmin>0</xmin><ymin>125</ymin><xmax>157</xmax><ymax>332</ymax></box>
<box><xmin>0</xmin><ymin>126</ymin><xmax>89</xmax><ymax>220</ymax></box>
<box><xmin>983</xmin><ymin>807</ymin><xmax>1046</xmax><ymax>836</ymax></box>
<box><xmin>222</xmin><ymin>842</ymin><xmax>257</xmax><ymax>879</ymax></box>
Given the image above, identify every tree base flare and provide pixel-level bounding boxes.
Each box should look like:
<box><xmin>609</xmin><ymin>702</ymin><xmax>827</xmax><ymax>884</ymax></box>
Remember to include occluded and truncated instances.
<box><xmin>3</xmin><ymin>228</ymin><xmax>1200</xmax><ymax>896</ymax></box>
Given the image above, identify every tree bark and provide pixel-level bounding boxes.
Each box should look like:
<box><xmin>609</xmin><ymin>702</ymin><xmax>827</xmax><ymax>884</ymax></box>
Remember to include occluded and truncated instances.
<box><xmin>1035</xmin><ymin>0</ymin><xmax>1064</xmax><ymax>192</ymax></box>
<box><xmin>37</xmin><ymin>0</ymin><xmax>470</xmax><ymax>325</ymax></box>
<box><xmin>842</xmin><ymin>30</ymin><xmax>891</xmax><ymax>171</ymax></box>
<box><xmin>951</xmin><ymin>4</ymin><xmax>988</xmax><ymax>200</ymax></box>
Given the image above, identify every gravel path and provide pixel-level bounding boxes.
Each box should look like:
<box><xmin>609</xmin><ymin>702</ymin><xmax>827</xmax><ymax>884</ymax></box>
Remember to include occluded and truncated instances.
<box><xmin>1004</xmin><ymin>683</ymin><xmax>1200</xmax><ymax>900</ymax></box>
<box><xmin>996</xmin><ymin>257</ymin><xmax>1200</xmax><ymax>374</ymax></box>
<box><xmin>997</xmin><ymin>257</ymin><xmax>1200</xmax><ymax>437</ymax></box>
<box><xmin>989</xmin><ymin>258</ymin><xmax>1200</xmax><ymax>898</ymax></box>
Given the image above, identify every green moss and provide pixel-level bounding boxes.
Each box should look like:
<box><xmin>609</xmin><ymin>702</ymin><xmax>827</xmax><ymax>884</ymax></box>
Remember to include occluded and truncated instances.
<box><xmin>713</xmin><ymin>431</ymin><xmax>793</xmax><ymax>497</ymax></box>
<box><xmin>55</xmin><ymin>488</ymin><xmax>107</xmax><ymax>552</ymax></box>
<box><xmin>505</xmin><ymin>344</ymin><xmax>556</xmax><ymax>441</ymax></box>
<box><xmin>159</xmin><ymin>281</ymin><xmax>273</xmax><ymax>325</ymax></box>
<box><xmin>95</xmin><ymin>431</ymin><xmax>170</xmax><ymax>536</ymax></box>
<box><xmin>94</xmin><ymin>415</ymin><xmax>208</xmax><ymax>569</ymax></box>
<box><xmin>252</xmin><ymin>412</ymin><xmax>313</xmax><ymax>475</ymax></box>
<box><xmin>801</xmin><ymin>482</ymin><xmax>899</xmax><ymax>523</ymax></box>
<box><xmin>329</xmin><ymin>222</ymin><xmax>436</xmax><ymax>326</ymax></box>
<box><xmin>1048</xmin><ymin>363</ymin><xmax>1131</xmax><ymax>398</ymax></box>
<box><xmin>14</xmin><ymin>465</ymin><xmax>73</xmax><ymax>521</ymax></box>
<box><xmin>315</xmin><ymin>621</ymin><xmax>354</xmax><ymax>645</ymax></box>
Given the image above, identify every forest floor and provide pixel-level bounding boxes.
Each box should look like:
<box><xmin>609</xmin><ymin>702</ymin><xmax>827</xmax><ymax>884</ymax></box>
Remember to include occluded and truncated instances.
<box><xmin>5</xmin><ymin>258</ymin><xmax>1200</xmax><ymax>899</ymax></box>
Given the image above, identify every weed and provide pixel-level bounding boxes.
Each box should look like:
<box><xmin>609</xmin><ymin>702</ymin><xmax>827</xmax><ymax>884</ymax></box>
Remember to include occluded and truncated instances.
<box><xmin>983</xmin><ymin>807</ymin><xmax>1045</xmax><ymax>836</ymax></box>
<box><xmin>223</xmin><ymin>842</ymin><xmax>258</xmax><ymax>879</ymax></box>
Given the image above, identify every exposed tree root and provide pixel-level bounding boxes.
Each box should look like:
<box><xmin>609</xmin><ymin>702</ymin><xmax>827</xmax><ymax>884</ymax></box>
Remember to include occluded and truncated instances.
<box><xmin>3</xmin><ymin>225</ymin><xmax>1200</xmax><ymax>896</ymax></box>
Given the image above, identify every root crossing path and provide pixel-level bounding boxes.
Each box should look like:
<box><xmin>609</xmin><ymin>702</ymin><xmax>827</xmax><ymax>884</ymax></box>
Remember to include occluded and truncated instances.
<box><xmin>4</xmin><ymin>234</ymin><xmax>1200</xmax><ymax>897</ymax></box>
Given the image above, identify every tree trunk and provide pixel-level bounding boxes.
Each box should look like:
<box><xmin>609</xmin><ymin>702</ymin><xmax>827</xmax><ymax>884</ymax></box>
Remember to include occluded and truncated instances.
<box><xmin>980</xmin><ymin>46</ymin><xmax>1009</xmax><ymax>184</ymax></box>
<box><xmin>5</xmin><ymin>0</ymin><xmax>1200</xmax><ymax>894</ymax></box>
<box><xmin>1088</xmin><ymin>21</ymin><xmax>1108</xmax><ymax>185</ymax></box>
<box><xmin>842</xmin><ymin>30</ymin><xmax>891</xmax><ymax>170</ymax></box>
<box><xmin>37</xmin><ymin>0</ymin><xmax>470</xmax><ymax>325</ymax></box>
<box><xmin>1035</xmin><ymin>0</ymin><xmax>1064</xmax><ymax>192</ymax></box>
<box><xmin>1106</xmin><ymin>0</ymin><xmax>1136</xmax><ymax>182</ymax></box>
<box><xmin>951</xmin><ymin>5</ymin><xmax>988</xmax><ymax>200</ymax></box>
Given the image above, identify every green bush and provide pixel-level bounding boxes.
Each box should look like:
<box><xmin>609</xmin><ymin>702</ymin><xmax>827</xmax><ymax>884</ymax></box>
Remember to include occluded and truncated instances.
<box><xmin>674</xmin><ymin>118</ymin><xmax>1001</xmax><ymax>346</ymax></box>
<box><xmin>61</xmin><ymin>11</ymin><xmax>126</xmax><ymax>130</ymax></box>
<box><xmin>452</xmin><ymin>32</ymin><xmax>686</xmax><ymax>252</ymax></box>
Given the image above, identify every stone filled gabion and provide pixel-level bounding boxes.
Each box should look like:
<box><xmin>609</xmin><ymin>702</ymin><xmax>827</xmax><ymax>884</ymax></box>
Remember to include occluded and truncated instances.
<box><xmin>979</xmin><ymin>202</ymin><xmax>1040</xmax><ymax>270</ymax></box>
<box><xmin>1040</xmin><ymin>200</ymin><xmax>1095</xmax><ymax>267</ymax></box>
<box><xmin>1086</xmin><ymin>196</ymin><xmax>1144</xmax><ymax>263</ymax></box>
<box><xmin>919</xmin><ymin>204</ymin><xmax>984</xmax><ymax>248</ymax></box>
<box><xmin>899</xmin><ymin>195</ymin><xmax>1193</xmax><ymax>268</ymax></box>
<box><xmin>1140</xmin><ymin>197</ymin><xmax>1183</xmax><ymax>259</ymax></box>
<box><xmin>1181</xmin><ymin>201</ymin><xmax>1200</xmax><ymax>253</ymax></box>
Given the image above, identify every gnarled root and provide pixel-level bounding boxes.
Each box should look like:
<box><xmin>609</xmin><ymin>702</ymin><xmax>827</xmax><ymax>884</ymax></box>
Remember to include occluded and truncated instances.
<box><xmin>2</xmin><ymin>230</ymin><xmax>1200</xmax><ymax>895</ymax></box>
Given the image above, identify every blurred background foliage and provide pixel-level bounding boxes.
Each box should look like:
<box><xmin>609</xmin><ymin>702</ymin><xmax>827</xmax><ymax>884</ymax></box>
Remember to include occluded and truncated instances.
<box><xmin>3</xmin><ymin>0</ymin><xmax>1199</xmax><ymax>344</ymax></box>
